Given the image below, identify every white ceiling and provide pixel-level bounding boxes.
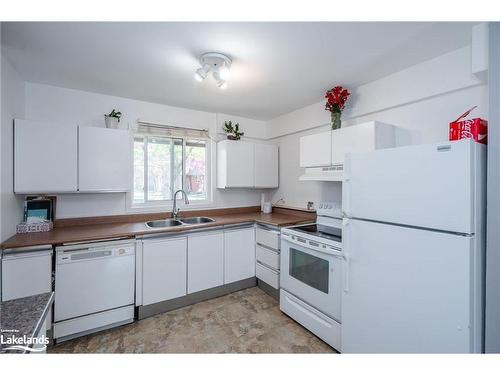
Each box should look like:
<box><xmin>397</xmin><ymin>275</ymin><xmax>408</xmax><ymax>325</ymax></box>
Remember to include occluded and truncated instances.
<box><xmin>1</xmin><ymin>22</ymin><xmax>476</xmax><ymax>120</ymax></box>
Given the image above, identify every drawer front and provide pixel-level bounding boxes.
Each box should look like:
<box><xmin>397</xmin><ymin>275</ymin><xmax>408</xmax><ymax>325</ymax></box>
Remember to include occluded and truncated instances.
<box><xmin>256</xmin><ymin>262</ymin><xmax>279</xmax><ymax>289</ymax></box>
<box><xmin>256</xmin><ymin>244</ymin><xmax>279</xmax><ymax>270</ymax></box>
<box><xmin>256</xmin><ymin>226</ymin><xmax>280</xmax><ymax>250</ymax></box>
<box><xmin>280</xmin><ymin>289</ymin><xmax>341</xmax><ymax>351</ymax></box>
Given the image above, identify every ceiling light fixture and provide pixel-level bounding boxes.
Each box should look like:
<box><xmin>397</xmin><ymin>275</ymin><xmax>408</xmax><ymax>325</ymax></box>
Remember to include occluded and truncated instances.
<box><xmin>194</xmin><ymin>52</ymin><xmax>232</xmax><ymax>89</ymax></box>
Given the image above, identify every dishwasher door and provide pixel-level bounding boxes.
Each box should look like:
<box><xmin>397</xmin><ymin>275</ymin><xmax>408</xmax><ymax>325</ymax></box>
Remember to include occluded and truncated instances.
<box><xmin>55</xmin><ymin>240</ymin><xmax>135</xmax><ymax>322</ymax></box>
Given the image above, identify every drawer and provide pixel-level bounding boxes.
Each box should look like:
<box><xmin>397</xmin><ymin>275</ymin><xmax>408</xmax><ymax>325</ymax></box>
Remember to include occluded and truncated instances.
<box><xmin>256</xmin><ymin>244</ymin><xmax>279</xmax><ymax>270</ymax></box>
<box><xmin>256</xmin><ymin>262</ymin><xmax>279</xmax><ymax>289</ymax></box>
<box><xmin>280</xmin><ymin>289</ymin><xmax>341</xmax><ymax>351</ymax></box>
<box><xmin>256</xmin><ymin>226</ymin><xmax>280</xmax><ymax>250</ymax></box>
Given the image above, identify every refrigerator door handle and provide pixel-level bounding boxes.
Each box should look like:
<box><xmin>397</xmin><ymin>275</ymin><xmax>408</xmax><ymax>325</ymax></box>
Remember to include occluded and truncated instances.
<box><xmin>342</xmin><ymin>218</ymin><xmax>350</xmax><ymax>293</ymax></box>
<box><xmin>342</xmin><ymin>164</ymin><xmax>351</xmax><ymax>217</ymax></box>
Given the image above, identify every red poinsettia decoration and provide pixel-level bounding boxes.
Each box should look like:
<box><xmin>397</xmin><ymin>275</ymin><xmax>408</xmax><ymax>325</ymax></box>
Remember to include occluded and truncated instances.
<box><xmin>325</xmin><ymin>86</ymin><xmax>350</xmax><ymax>113</ymax></box>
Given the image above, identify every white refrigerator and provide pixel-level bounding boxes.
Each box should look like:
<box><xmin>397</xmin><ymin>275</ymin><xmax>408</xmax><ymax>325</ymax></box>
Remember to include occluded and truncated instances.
<box><xmin>341</xmin><ymin>139</ymin><xmax>486</xmax><ymax>353</ymax></box>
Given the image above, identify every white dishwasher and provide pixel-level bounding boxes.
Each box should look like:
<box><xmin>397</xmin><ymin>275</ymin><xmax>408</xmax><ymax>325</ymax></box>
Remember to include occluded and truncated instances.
<box><xmin>54</xmin><ymin>239</ymin><xmax>135</xmax><ymax>341</ymax></box>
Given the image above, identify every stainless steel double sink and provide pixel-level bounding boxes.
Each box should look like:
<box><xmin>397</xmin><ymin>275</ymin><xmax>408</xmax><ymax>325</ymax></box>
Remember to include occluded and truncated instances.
<box><xmin>145</xmin><ymin>217</ymin><xmax>215</xmax><ymax>228</ymax></box>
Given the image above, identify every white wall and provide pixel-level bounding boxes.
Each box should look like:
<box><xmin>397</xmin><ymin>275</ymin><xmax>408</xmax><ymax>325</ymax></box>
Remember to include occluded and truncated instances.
<box><xmin>215</xmin><ymin>113</ymin><xmax>267</xmax><ymax>140</ymax></box>
<box><xmin>268</xmin><ymin>46</ymin><xmax>488</xmax><ymax>210</ymax></box>
<box><xmin>21</xmin><ymin>83</ymin><xmax>268</xmax><ymax>219</ymax></box>
<box><xmin>486</xmin><ymin>22</ymin><xmax>500</xmax><ymax>353</ymax></box>
<box><xmin>1</xmin><ymin>54</ymin><xmax>25</xmax><ymax>241</ymax></box>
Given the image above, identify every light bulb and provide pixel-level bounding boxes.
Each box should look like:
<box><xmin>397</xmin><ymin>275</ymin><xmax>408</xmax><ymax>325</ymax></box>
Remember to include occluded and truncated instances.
<box><xmin>194</xmin><ymin>72</ymin><xmax>203</xmax><ymax>82</ymax></box>
<box><xmin>218</xmin><ymin>65</ymin><xmax>231</xmax><ymax>81</ymax></box>
<box><xmin>195</xmin><ymin>67</ymin><xmax>208</xmax><ymax>82</ymax></box>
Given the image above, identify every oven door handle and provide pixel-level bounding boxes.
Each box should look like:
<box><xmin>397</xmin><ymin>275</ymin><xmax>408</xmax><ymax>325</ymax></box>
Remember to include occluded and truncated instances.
<box><xmin>282</xmin><ymin>233</ymin><xmax>342</xmax><ymax>257</ymax></box>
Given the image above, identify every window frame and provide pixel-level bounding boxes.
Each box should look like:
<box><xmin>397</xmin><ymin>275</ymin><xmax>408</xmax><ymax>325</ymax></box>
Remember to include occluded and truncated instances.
<box><xmin>127</xmin><ymin>132</ymin><xmax>214</xmax><ymax>213</ymax></box>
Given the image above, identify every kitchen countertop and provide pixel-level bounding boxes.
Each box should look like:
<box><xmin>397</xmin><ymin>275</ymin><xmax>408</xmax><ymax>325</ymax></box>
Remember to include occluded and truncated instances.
<box><xmin>0</xmin><ymin>292</ymin><xmax>54</xmax><ymax>354</ymax></box>
<box><xmin>1</xmin><ymin>210</ymin><xmax>314</xmax><ymax>250</ymax></box>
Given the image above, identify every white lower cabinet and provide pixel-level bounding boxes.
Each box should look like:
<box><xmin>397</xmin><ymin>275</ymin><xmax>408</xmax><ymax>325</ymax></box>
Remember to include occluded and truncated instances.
<box><xmin>142</xmin><ymin>236</ymin><xmax>187</xmax><ymax>305</ymax></box>
<box><xmin>187</xmin><ymin>231</ymin><xmax>224</xmax><ymax>294</ymax></box>
<box><xmin>140</xmin><ymin>226</ymin><xmax>258</xmax><ymax>306</ymax></box>
<box><xmin>2</xmin><ymin>247</ymin><xmax>53</xmax><ymax>334</ymax></box>
<box><xmin>1</xmin><ymin>248</ymin><xmax>53</xmax><ymax>301</ymax></box>
<box><xmin>224</xmin><ymin>227</ymin><xmax>256</xmax><ymax>284</ymax></box>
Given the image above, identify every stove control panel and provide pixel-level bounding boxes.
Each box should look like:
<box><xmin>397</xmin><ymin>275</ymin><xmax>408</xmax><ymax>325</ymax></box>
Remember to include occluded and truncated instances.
<box><xmin>317</xmin><ymin>200</ymin><xmax>342</xmax><ymax>218</ymax></box>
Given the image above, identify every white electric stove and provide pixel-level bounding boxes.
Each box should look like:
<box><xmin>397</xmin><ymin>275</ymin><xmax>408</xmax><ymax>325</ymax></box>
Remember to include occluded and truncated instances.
<box><xmin>280</xmin><ymin>201</ymin><xmax>343</xmax><ymax>351</ymax></box>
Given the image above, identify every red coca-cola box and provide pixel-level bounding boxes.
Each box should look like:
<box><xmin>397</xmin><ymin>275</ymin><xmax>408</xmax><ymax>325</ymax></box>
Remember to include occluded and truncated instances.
<box><xmin>449</xmin><ymin>106</ymin><xmax>488</xmax><ymax>145</ymax></box>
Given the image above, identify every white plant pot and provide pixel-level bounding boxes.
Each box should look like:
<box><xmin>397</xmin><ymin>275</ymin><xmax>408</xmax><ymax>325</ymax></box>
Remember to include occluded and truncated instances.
<box><xmin>105</xmin><ymin>116</ymin><xmax>120</xmax><ymax>129</ymax></box>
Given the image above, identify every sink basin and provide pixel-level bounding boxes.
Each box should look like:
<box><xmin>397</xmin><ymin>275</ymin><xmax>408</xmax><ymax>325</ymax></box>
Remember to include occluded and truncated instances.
<box><xmin>180</xmin><ymin>217</ymin><xmax>215</xmax><ymax>225</ymax></box>
<box><xmin>145</xmin><ymin>219</ymin><xmax>183</xmax><ymax>228</ymax></box>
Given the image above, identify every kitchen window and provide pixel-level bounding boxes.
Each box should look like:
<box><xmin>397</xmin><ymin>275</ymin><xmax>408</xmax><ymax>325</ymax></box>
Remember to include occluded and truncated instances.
<box><xmin>132</xmin><ymin>123</ymin><xmax>211</xmax><ymax>207</ymax></box>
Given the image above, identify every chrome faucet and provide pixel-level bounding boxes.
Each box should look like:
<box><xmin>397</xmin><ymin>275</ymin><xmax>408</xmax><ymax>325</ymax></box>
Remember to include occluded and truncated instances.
<box><xmin>172</xmin><ymin>189</ymin><xmax>189</xmax><ymax>219</ymax></box>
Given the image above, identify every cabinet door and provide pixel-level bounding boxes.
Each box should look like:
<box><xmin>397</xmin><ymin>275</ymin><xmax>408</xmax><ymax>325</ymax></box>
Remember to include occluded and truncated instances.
<box><xmin>225</xmin><ymin>141</ymin><xmax>255</xmax><ymax>187</ymax></box>
<box><xmin>14</xmin><ymin>119</ymin><xmax>78</xmax><ymax>193</ymax></box>
<box><xmin>187</xmin><ymin>231</ymin><xmax>224</xmax><ymax>294</ymax></box>
<box><xmin>331</xmin><ymin>123</ymin><xmax>375</xmax><ymax>165</ymax></box>
<box><xmin>299</xmin><ymin>131</ymin><xmax>332</xmax><ymax>167</ymax></box>
<box><xmin>331</xmin><ymin>122</ymin><xmax>395</xmax><ymax>165</ymax></box>
<box><xmin>224</xmin><ymin>227</ymin><xmax>256</xmax><ymax>284</ymax></box>
<box><xmin>142</xmin><ymin>237</ymin><xmax>187</xmax><ymax>305</ymax></box>
<box><xmin>1</xmin><ymin>250</ymin><xmax>52</xmax><ymax>301</ymax></box>
<box><xmin>254</xmin><ymin>143</ymin><xmax>278</xmax><ymax>188</ymax></box>
<box><xmin>78</xmin><ymin>126</ymin><xmax>131</xmax><ymax>192</ymax></box>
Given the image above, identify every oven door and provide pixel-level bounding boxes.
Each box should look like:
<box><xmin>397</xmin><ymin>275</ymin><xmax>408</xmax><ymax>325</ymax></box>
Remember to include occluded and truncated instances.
<box><xmin>280</xmin><ymin>233</ymin><xmax>342</xmax><ymax>321</ymax></box>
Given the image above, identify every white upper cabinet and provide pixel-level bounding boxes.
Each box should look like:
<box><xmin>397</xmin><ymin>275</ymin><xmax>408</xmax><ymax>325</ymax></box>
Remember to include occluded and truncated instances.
<box><xmin>217</xmin><ymin>140</ymin><xmax>254</xmax><ymax>188</ymax></box>
<box><xmin>299</xmin><ymin>131</ymin><xmax>332</xmax><ymax>167</ymax></box>
<box><xmin>299</xmin><ymin>121</ymin><xmax>396</xmax><ymax>181</ymax></box>
<box><xmin>14</xmin><ymin>119</ymin><xmax>78</xmax><ymax>193</ymax></box>
<box><xmin>471</xmin><ymin>23</ymin><xmax>488</xmax><ymax>81</ymax></box>
<box><xmin>217</xmin><ymin>140</ymin><xmax>278</xmax><ymax>189</ymax></box>
<box><xmin>78</xmin><ymin>126</ymin><xmax>131</xmax><ymax>192</ymax></box>
<box><xmin>331</xmin><ymin>121</ymin><xmax>395</xmax><ymax>165</ymax></box>
<box><xmin>299</xmin><ymin>122</ymin><xmax>396</xmax><ymax>169</ymax></box>
<box><xmin>14</xmin><ymin>120</ymin><xmax>131</xmax><ymax>193</ymax></box>
<box><xmin>254</xmin><ymin>143</ymin><xmax>279</xmax><ymax>188</ymax></box>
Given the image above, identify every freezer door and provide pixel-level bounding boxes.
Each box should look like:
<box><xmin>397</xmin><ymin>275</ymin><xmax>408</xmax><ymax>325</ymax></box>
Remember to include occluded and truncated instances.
<box><xmin>343</xmin><ymin>140</ymin><xmax>483</xmax><ymax>234</ymax></box>
<box><xmin>341</xmin><ymin>218</ymin><xmax>481</xmax><ymax>353</ymax></box>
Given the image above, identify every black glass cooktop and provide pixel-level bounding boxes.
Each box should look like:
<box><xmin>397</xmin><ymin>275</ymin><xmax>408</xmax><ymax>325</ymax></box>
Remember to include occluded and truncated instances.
<box><xmin>291</xmin><ymin>224</ymin><xmax>342</xmax><ymax>242</ymax></box>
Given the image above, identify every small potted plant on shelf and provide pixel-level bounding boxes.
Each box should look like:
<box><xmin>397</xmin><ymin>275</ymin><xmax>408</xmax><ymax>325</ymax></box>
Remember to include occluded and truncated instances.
<box><xmin>325</xmin><ymin>86</ymin><xmax>350</xmax><ymax>130</ymax></box>
<box><xmin>104</xmin><ymin>109</ymin><xmax>122</xmax><ymax>129</ymax></box>
<box><xmin>223</xmin><ymin>120</ymin><xmax>244</xmax><ymax>140</ymax></box>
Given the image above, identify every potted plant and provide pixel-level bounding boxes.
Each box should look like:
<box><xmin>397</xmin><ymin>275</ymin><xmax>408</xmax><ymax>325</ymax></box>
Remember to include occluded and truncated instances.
<box><xmin>104</xmin><ymin>109</ymin><xmax>122</xmax><ymax>129</ymax></box>
<box><xmin>223</xmin><ymin>120</ymin><xmax>244</xmax><ymax>140</ymax></box>
<box><xmin>325</xmin><ymin>86</ymin><xmax>350</xmax><ymax>130</ymax></box>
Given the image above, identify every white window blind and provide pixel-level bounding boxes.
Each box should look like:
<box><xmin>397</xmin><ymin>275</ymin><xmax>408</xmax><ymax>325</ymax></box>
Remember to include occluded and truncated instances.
<box><xmin>136</xmin><ymin>121</ymin><xmax>210</xmax><ymax>139</ymax></box>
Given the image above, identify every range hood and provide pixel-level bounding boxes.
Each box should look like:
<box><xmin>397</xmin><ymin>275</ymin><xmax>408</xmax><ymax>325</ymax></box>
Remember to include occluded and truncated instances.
<box><xmin>299</xmin><ymin>164</ymin><xmax>343</xmax><ymax>182</ymax></box>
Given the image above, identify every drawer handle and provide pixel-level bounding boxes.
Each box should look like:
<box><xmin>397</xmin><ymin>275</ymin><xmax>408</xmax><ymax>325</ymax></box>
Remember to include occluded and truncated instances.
<box><xmin>256</xmin><ymin>243</ymin><xmax>280</xmax><ymax>253</ymax></box>
<box><xmin>257</xmin><ymin>261</ymin><xmax>279</xmax><ymax>274</ymax></box>
<box><xmin>257</xmin><ymin>227</ymin><xmax>280</xmax><ymax>235</ymax></box>
<box><xmin>286</xmin><ymin>296</ymin><xmax>333</xmax><ymax>327</ymax></box>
